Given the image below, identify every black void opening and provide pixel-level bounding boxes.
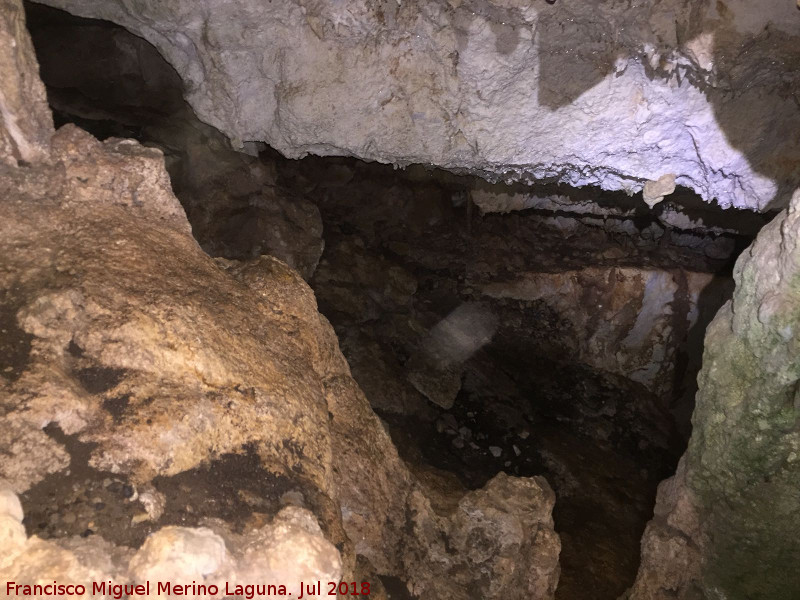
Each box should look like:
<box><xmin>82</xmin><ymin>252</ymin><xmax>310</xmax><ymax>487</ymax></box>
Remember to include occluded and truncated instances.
<box><xmin>24</xmin><ymin>3</ymin><xmax>770</xmax><ymax>599</ymax></box>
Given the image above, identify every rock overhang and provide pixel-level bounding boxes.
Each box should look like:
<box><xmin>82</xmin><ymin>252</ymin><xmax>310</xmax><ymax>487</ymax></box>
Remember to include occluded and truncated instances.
<box><xmin>28</xmin><ymin>0</ymin><xmax>800</xmax><ymax>212</ymax></box>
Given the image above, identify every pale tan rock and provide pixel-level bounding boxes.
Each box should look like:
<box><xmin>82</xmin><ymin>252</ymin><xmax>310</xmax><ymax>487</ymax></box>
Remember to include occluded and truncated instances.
<box><xmin>447</xmin><ymin>473</ymin><xmax>561</xmax><ymax>599</ymax></box>
<box><xmin>643</xmin><ymin>174</ymin><xmax>677</xmax><ymax>209</ymax></box>
<box><xmin>471</xmin><ymin>189</ymin><xmax>532</xmax><ymax>214</ymax></box>
<box><xmin>2</xmin><ymin>484</ymin><xmax>339</xmax><ymax>600</ymax></box>
<box><xmin>1</xmin><ymin>128</ymin><xmax>335</xmax><ymax>495</ymax></box>
<box><xmin>0</xmin><ymin>479</ymin><xmax>24</xmax><ymax>522</ymax></box>
<box><xmin>217</xmin><ymin>506</ymin><xmax>343</xmax><ymax>591</ymax></box>
<box><xmin>0</xmin><ymin>0</ymin><xmax>53</xmax><ymax>165</ymax></box>
<box><xmin>0</xmin><ymin>515</ymin><xmax>27</xmax><ymax>570</ymax></box>
<box><xmin>3</xmin><ymin>535</ymin><xmax>127</xmax><ymax>598</ymax></box>
<box><xmin>128</xmin><ymin>527</ymin><xmax>228</xmax><ymax>582</ymax></box>
<box><xmin>401</xmin><ymin>473</ymin><xmax>561</xmax><ymax>600</ymax></box>
<box><xmin>625</xmin><ymin>458</ymin><xmax>705</xmax><ymax>599</ymax></box>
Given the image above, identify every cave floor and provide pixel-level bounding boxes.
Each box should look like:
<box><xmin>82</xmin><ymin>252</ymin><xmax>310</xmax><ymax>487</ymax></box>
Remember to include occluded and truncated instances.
<box><xmin>293</xmin><ymin>160</ymin><xmax>710</xmax><ymax>599</ymax></box>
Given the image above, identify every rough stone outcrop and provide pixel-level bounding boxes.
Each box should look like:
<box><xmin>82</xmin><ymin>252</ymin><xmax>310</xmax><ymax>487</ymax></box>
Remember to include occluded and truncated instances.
<box><xmin>624</xmin><ymin>458</ymin><xmax>705</xmax><ymax>599</ymax></box>
<box><xmin>407</xmin><ymin>472</ymin><xmax>560</xmax><ymax>599</ymax></box>
<box><xmin>0</xmin><ymin>0</ymin><xmax>53</xmax><ymax>164</ymax></box>
<box><xmin>31</xmin><ymin>0</ymin><xmax>800</xmax><ymax>210</ymax></box>
<box><xmin>3</xmin><ymin>478</ymin><xmax>343</xmax><ymax>599</ymax></box>
<box><xmin>628</xmin><ymin>189</ymin><xmax>800</xmax><ymax>599</ymax></box>
<box><xmin>0</xmin><ymin>124</ymin><xmax>560</xmax><ymax>597</ymax></box>
<box><xmin>0</xmin><ymin>4</ymin><xmax>560</xmax><ymax>597</ymax></box>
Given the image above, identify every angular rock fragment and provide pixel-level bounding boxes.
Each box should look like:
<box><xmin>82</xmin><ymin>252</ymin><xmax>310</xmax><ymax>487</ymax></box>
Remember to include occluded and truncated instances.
<box><xmin>643</xmin><ymin>174</ymin><xmax>677</xmax><ymax>209</ymax></box>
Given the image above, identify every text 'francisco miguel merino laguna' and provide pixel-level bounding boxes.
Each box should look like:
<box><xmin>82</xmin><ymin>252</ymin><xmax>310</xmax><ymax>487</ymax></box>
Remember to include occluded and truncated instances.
<box><xmin>6</xmin><ymin>580</ymin><xmax>373</xmax><ymax>599</ymax></box>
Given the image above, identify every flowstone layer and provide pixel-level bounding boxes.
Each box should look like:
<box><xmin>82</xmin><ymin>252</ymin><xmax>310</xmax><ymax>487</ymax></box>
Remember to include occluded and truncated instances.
<box><xmin>31</xmin><ymin>0</ymin><xmax>800</xmax><ymax>210</ymax></box>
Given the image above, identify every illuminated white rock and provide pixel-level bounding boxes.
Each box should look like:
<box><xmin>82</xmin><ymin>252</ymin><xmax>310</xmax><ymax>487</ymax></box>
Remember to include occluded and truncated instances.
<box><xmin>33</xmin><ymin>0</ymin><xmax>800</xmax><ymax>211</ymax></box>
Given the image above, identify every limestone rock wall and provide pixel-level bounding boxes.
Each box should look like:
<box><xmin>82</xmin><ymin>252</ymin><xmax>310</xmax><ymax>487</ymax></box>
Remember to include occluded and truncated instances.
<box><xmin>30</xmin><ymin>0</ymin><xmax>800</xmax><ymax>211</ymax></box>
<box><xmin>0</xmin><ymin>0</ymin><xmax>52</xmax><ymax>165</ymax></box>
<box><xmin>0</xmin><ymin>3</ymin><xmax>560</xmax><ymax>597</ymax></box>
<box><xmin>628</xmin><ymin>190</ymin><xmax>800</xmax><ymax>599</ymax></box>
<box><xmin>3</xmin><ymin>481</ymin><xmax>343</xmax><ymax>600</ymax></box>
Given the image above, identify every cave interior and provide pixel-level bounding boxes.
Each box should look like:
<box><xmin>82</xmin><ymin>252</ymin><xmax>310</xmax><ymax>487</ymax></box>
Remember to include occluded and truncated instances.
<box><xmin>2</xmin><ymin>1</ymin><xmax>795</xmax><ymax>599</ymax></box>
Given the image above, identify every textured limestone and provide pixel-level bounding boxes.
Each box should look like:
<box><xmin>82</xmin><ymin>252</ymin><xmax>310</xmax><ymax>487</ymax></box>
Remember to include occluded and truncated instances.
<box><xmin>32</xmin><ymin>0</ymin><xmax>800</xmax><ymax>210</ymax></box>
<box><xmin>0</xmin><ymin>6</ymin><xmax>560</xmax><ymax>595</ymax></box>
<box><xmin>643</xmin><ymin>174</ymin><xmax>677</xmax><ymax>209</ymax></box>
<box><xmin>469</xmin><ymin>185</ymin><xmax>766</xmax><ymax>239</ymax></box>
<box><xmin>2</xmin><ymin>486</ymin><xmax>342</xmax><ymax>600</ymax></box>
<box><xmin>0</xmin><ymin>481</ymin><xmax>27</xmax><ymax>572</ymax></box>
<box><xmin>628</xmin><ymin>189</ymin><xmax>800</xmax><ymax>599</ymax></box>
<box><xmin>0</xmin><ymin>123</ymin><xmax>559</xmax><ymax>597</ymax></box>
<box><xmin>625</xmin><ymin>458</ymin><xmax>706</xmax><ymax>599</ymax></box>
<box><xmin>1</xmin><ymin>127</ymin><xmax>334</xmax><ymax>491</ymax></box>
<box><xmin>405</xmin><ymin>472</ymin><xmax>561</xmax><ymax>599</ymax></box>
<box><xmin>0</xmin><ymin>0</ymin><xmax>53</xmax><ymax>165</ymax></box>
<box><xmin>126</xmin><ymin>507</ymin><xmax>343</xmax><ymax>597</ymax></box>
<box><xmin>127</xmin><ymin>527</ymin><xmax>229</xmax><ymax>583</ymax></box>
<box><xmin>0</xmin><ymin>480</ymin><xmax>24</xmax><ymax>523</ymax></box>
